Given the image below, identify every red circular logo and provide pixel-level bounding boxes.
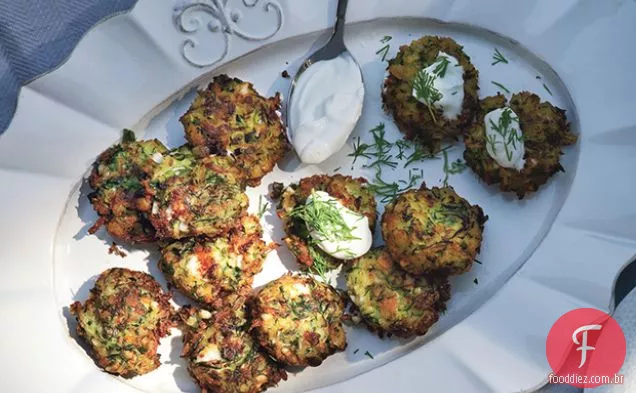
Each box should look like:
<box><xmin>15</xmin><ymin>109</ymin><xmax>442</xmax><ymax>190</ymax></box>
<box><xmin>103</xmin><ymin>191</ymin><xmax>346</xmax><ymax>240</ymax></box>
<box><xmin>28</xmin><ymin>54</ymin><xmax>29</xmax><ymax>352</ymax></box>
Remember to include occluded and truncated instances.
<box><xmin>546</xmin><ymin>308</ymin><xmax>626</xmax><ymax>388</ymax></box>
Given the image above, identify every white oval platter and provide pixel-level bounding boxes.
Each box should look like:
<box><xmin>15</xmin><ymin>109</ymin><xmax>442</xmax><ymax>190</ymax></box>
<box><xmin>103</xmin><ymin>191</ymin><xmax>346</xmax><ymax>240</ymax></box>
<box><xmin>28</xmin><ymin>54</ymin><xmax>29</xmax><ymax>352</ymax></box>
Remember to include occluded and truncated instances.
<box><xmin>1</xmin><ymin>1</ymin><xmax>636</xmax><ymax>393</ymax></box>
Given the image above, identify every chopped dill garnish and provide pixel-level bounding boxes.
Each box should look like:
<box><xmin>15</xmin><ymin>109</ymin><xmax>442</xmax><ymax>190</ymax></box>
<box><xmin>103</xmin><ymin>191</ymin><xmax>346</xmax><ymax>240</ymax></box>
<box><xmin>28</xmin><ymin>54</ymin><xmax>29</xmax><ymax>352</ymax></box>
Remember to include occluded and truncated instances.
<box><xmin>333</xmin><ymin>167</ymin><xmax>342</xmax><ymax>172</ymax></box>
<box><xmin>442</xmin><ymin>150</ymin><xmax>467</xmax><ymax>186</ymax></box>
<box><xmin>542</xmin><ymin>83</ymin><xmax>553</xmax><ymax>96</ymax></box>
<box><xmin>353</xmin><ymin>348</ymin><xmax>360</xmax><ymax>354</ymax></box>
<box><xmin>376</xmin><ymin>44</ymin><xmax>390</xmax><ymax>61</ymax></box>
<box><xmin>349</xmin><ymin>136</ymin><xmax>373</xmax><ymax>165</ymax></box>
<box><xmin>395</xmin><ymin>139</ymin><xmax>411</xmax><ymax>160</ymax></box>
<box><xmin>491</xmin><ymin>81</ymin><xmax>510</xmax><ymax>94</ymax></box>
<box><xmin>475</xmin><ymin>259</ymin><xmax>482</xmax><ymax>265</ymax></box>
<box><xmin>369</xmin><ymin>169</ymin><xmax>424</xmax><ymax>203</ymax></box>
<box><xmin>365</xmin><ymin>123</ymin><xmax>397</xmax><ymax>170</ymax></box>
<box><xmin>307</xmin><ymin>243</ymin><xmax>330</xmax><ymax>284</ymax></box>
<box><xmin>404</xmin><ymin>144</ymin><xmax>449</xmax><ymax>168</ymax></box>
<box><xmin>473</xmin><ymin>278</ymin><xmax>479</xmax><ymax>285</ymax></box>
<box><xmin>432</xmin><ymin>55</ymin><xmax>451</xmax><ymax>78</ymax></box>
<box><xmin>487</xmin><ymin>107</ymin><xmax>523</xmax><ymax>161</ymax></box>
<box><xmin>413</xmin><ymin>68</ymin><xmax>443</xmax><ymax>123</ymax></box>
<box><xmin>289</xmin><ymin>190</ymin><xmax>360</xmax><ymax>243</ymax></box>
<box><xmin>257</xmin><ymin>195</ymin><xmax>269</xmax><ymax>219</ymax></box>
<box><xmin>380</xmin><ymin>35</ymin><xmax>392</xmax><ymax>43</ymax></box>
<box><xmin>364</xmin><ymin>350</ymin><xmax>374</xmax><ymax>359</ymax></box>
<box><xmin>491</xmin><ymin>48</ymin><xmax>509</xmax><ymax>66</ymax></box>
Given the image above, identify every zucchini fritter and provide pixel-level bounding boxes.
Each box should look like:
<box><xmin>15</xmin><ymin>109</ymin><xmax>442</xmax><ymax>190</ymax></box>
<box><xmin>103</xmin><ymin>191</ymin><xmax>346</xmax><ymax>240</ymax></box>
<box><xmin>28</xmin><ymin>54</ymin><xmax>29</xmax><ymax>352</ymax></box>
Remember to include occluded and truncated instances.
<box><xmin>159</xmin><ymin>215</ymin><xmax>276</xmax><ymax>311</ymax></box>
<box><xmin>179</xmin><ymin>306</ymin><xmax>286</xmax><ymax>393</ymax></box>
<box><xmin>149</xmin><ymin>147</ymin><xmax>249</xmax><ymax>240</ymax></box>
<box><xmin>250</xmin><ymin>274</ymin><xmax>346</xmax><ymax>367</ymax></box>
<box><xmin>382</xmin><ymin>36</ymin><xmax>479</xmax><ymax>152</ymax></box>
<box><xmin>88</xmin><ymin>129</ymin><xmax>168</xmax><ymax>242</ymax></box>
<box><xmin>463</xmin><ymin>92</ymin><xmax>577</xmax><ymax>198</ymax></box>
<box><xmin>346</xmin><ymin>247</ymin><xmax>450</xmax><ymax>338</ymax></box>
<box><xmin>70</xmin><ymin>268</ymin><xmax>173</xmax><ymax>378</ymax></box>
<box><xmin>277</xmin><ymin>174</ymin><xmax>376</xmax><ymax>270</ymax></box>
<box><xmin>382</xmin><ymin>184</ymin><xmax>486</xmax><ymax>276</ymax></box>
<box><xmin>180</xmin><ymin>74</ymin><xmax>289</xmax><ymax>187</ymax></box>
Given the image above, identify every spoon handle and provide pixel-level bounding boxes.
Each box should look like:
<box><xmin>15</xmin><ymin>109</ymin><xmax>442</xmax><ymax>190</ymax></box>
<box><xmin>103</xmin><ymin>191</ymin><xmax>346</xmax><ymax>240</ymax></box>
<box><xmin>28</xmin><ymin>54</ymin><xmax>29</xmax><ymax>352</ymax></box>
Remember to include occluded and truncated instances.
<box><xmin>332</xmin><ymin>0</ymin><xmax>348</xmax><ymax>47</ymax></box>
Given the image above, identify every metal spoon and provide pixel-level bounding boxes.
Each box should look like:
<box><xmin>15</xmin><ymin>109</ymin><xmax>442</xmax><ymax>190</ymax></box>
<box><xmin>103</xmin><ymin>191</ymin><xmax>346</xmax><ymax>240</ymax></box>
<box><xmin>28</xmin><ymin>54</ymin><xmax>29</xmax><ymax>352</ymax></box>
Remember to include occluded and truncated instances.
<box><xmin>285</xmin><ymin>0</ymin><xmax>363</xmax><ymax>144</ymax></box>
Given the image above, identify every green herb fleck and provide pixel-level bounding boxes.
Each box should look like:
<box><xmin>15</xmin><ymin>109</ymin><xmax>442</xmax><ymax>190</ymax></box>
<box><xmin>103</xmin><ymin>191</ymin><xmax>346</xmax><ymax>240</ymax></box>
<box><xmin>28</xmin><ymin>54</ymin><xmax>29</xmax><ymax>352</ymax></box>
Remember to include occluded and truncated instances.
<box><xmin>364</xmin><ymin>350</ymin><xmax>374</xmax><ymax>359</ymax></box>
<box><xmin>353</xmin><ymin>348</ymin><xmax>360</xmax><ymax>354</ymax></box>
<box><xmin>491</xmin><ymin>48</ymin><xmax>509</xmax><ymax>66</ymax></box>
<box><xmin>491</xmin><ymin>81</ymin><xmax>510</xmax><ymax>94</ymax></box>
<box><xmin>473</xmin><ymin>278</ymin><xmax>479</xmax><ymax>285</ymax></box>
<box><xmin>376</xmin><ymin>44</ymin><xmax>390</xmax><ymax>61</ymax></box>
<box><xmin>542</xmin><ymin>83</ymin><xmax>553</xmax><ymax>96</ymax></box>
<box><xmin>380</xmin><ymin>35</ymin><xmax>392</xmax><ymax>43</ymax></box>
<box><xmin>257</xmin><ymin>195</ymin><xmax>269</xmax><ymax>219</ymax></box>
<box><xmin>475</xmin><ymin>259</ymin><xmax>482</xmax><ymax>265</ymax></box>
<box><xmin>333</xmin><ymin>167</ymin><xmax>341</xmax><ymax>172</ymax></box>
<box><xmin>442</xmin><ymin>150</ymin><xmax>467</xmax><ymax>186</ymax></box>
<box><xmin>122</xmin><ymin>129</ymin><xmax>136</xmax><ymax>143</ymax></box>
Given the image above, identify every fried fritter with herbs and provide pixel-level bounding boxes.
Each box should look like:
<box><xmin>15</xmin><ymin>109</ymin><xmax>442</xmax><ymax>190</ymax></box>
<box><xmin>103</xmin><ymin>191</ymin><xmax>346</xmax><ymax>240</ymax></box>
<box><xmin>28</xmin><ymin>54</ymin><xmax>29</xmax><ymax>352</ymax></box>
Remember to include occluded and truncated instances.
<box><xmin>148</xmin><ymin>146</ymin><xmax>249</xmax><ymax>240</ymax></box>
<box><xmin>178</xmin><ymin>306</ymin><xmax>287</xmax><ymax>393</ymax></box>
<box><xmin>346</xmin><ymin>247</ymin><xmax>450</xmax><ymax>338</ymax></box>
<box><xmin>463</xmin><ymin>92</ymin><xmax>577</xmax><ymax>199</ymax></box>
<box><xmin>87</xmin><ymin>129</ymin><xmax>168</xmax><ymax>243</ymax></box>
<box><xmin>382</xmin><ymin>36</ymin><xmax>479</xmax><ymax>152</ymax></box>
<box><xmin>277</xmin><ymin>174</ymin><xmax>376</xmax><ymax>271</ymax></box>
<box><xmin>159</xmin><ymin>215</ymin><xmax>276</xmax><ymax>311</ymax></box>
<box><xmin>249</xmin><ymin>274</ymin><xmax>347</xmax><ymax>367</ymax></box>
<box><xmin>381</xmin><ymin>184</ymin><xmax>486</xmax><ymax>276</ymax></box>
<box><xmin>69</xmin><ymin>268</ymin><xmax>173</xmax><ymax>378</ymax></box>
<box><xmin>180</xmin><ymin>74</ymin><xmax>289</xmax><ymax>187</ymax></box>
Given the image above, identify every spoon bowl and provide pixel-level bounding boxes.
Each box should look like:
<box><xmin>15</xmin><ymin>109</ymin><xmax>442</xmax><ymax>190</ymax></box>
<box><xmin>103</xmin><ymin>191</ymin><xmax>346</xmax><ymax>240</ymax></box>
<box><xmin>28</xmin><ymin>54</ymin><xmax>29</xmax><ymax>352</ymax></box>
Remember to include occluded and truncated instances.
<box><xmin>285</xmin><ymin>0</ymin><xmax>364</xmax><ymax>146</ymax></box>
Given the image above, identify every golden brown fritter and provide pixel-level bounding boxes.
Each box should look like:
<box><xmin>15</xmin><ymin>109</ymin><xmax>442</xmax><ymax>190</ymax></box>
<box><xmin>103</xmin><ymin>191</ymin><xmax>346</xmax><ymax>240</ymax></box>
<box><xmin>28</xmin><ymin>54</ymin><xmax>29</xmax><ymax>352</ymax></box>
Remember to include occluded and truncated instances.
<box><xmin>381</xmin><ymin>184</ymin><xmax>486</xmax><ymax>276</ymax></box>
<box><xmin>346</xmin><ymin>247</ymin><xmax>450</xmax><ymax>338</ymax></box>
<box><xmin>159</xmin><ymin>215</ymin><xmax>276</xmax><ymax>311</ymax></box>
<box><xmin>180</xmin><ymin>74</ymin><xmax>289</xmax><ymax>187</ymax></box>
<box><xmin>87</xmin><ymin>129</ymin><xmax>168</xmax><ymax>243</ymax></box>
<box><xmin>277</xmin><ymin>174</ymin><xmax>376</xmax><ymax>270</ymax></box>
<box><xmin>70</xmin><ymin>268</ymin><xmax>173</xmax><ymax>378</ymax></box>
<box><xmin>149</xmin><ymin>148</ymin><xmax>249</xmax><ymax>240</ymax></box>
<box><xmin>179</xmin><ymin>306</ymin><xmax>286</xmax><ymax>393</ymax></box>
<box><xmin>249</xmin><ymin>274</ymin><xmax>346</xmax><ymax>367</ymax></box>
<box><xmin>382</xmin><ymin>36</ymin><xmax>479</xmax><ymax>152</ymax></box>
<box><xmin>463</xmin><ymin>92</ymin><xmax>577</xmax><ymax>198</ymax></box>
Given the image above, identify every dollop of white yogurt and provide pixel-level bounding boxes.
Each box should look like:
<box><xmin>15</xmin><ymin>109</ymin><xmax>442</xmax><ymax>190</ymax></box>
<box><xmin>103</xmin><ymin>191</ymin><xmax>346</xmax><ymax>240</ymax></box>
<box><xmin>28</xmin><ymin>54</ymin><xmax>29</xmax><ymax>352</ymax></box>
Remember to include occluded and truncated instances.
<box><xmin>412</xmin><ymin>51</ymin><xmax>465</xmax><ymax>119</ymax></box>
<box><xmin>289</xmin><ymin>52</ymin><xmax>364</xmax><ymax>164</ymax></box>
<box><xmin>306</xmin><ymin>191</ymin><xmax>372</xmax><ymax>260</ymax></box>
<box><xmin>484</xmin><ymin>107</ymin><xmax>526</xmax><ymax>171</ymax></box>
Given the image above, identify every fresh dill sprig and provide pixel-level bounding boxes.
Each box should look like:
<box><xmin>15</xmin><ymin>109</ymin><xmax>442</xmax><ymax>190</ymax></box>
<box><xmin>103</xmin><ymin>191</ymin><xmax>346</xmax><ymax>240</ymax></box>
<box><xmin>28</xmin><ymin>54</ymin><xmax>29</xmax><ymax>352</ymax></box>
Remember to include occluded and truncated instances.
<box><xmin>257</xmin><ymin>195</ymin><xmax>269</xmax><ymax>219</ymax></box>
<box><xmin>369</xmin><ymin>169</ymin><xmax>423</xmax><ymax>203</ymax></box>
<box><xmin>491</xmin><ymin>48</ymin><xmax>509</xmax><ymax>65</ymax></box>
<box><xmin>353</xmin><ymin>349</ymin><xmax>360</xmax><ymax>354</ymax></box>
<box><xmin>491</xmin><ymin>81</ymin><xmax>510</xmax><ymax>94</ymax></box>
<box><xmin>413</xmin><ymin>69</ymin><xmax>443</xmax><ymax>123</ymax></box>
<box><xmin>395</xmin><ymin>139</ymin><xmax>411</xmax><ymax>160</ymax></box>
<box><xmin>380</xmin><ymin>35</ymin><xmax>392</xmax><ymax>43</ymax></box>
<box><xmin>487</xmin><ymin>107</ymin><xmax>522</xmax><ymax>161</ymax></box>
<box><xmin>542</xmin><ymin>83</ymin><xmax>553</xmax><ymax>96</ymax></box>
<box><xmin>349</xmin><ymin>137</ymin><xmax>373</xmax><ymax>164</ymax></box>
<box><xmin>432</xmin><ymin>55</ymin><xmax>451</xmax><ymax>78</ymax></box>
<box><xmin>404</xmin><ymin>144</ymin><xmax>450</xmax><ymax>168</ymax></box>
<box><xmin>376</xmin><ymin>44</ymin><xmax>390</xmax><ymax>61</ymax></box>
<box><xmin>365</xmin><ymin>123</ymin><xmax>397</xmax><ymax>170</ymax></box>
<box><xmin>442</xmin><ymin>150</ymin><xmax>467</xmax><ymax>186</ymax></box>
<box><xmin>289</xmin><ymin>190</ymin><xmax>360</xmax><ymax>243</ymax></box>
<box><xmin>364</xmin><ymin>350</ymin><xmax>374</xmax><ymax>359</ymax></box>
